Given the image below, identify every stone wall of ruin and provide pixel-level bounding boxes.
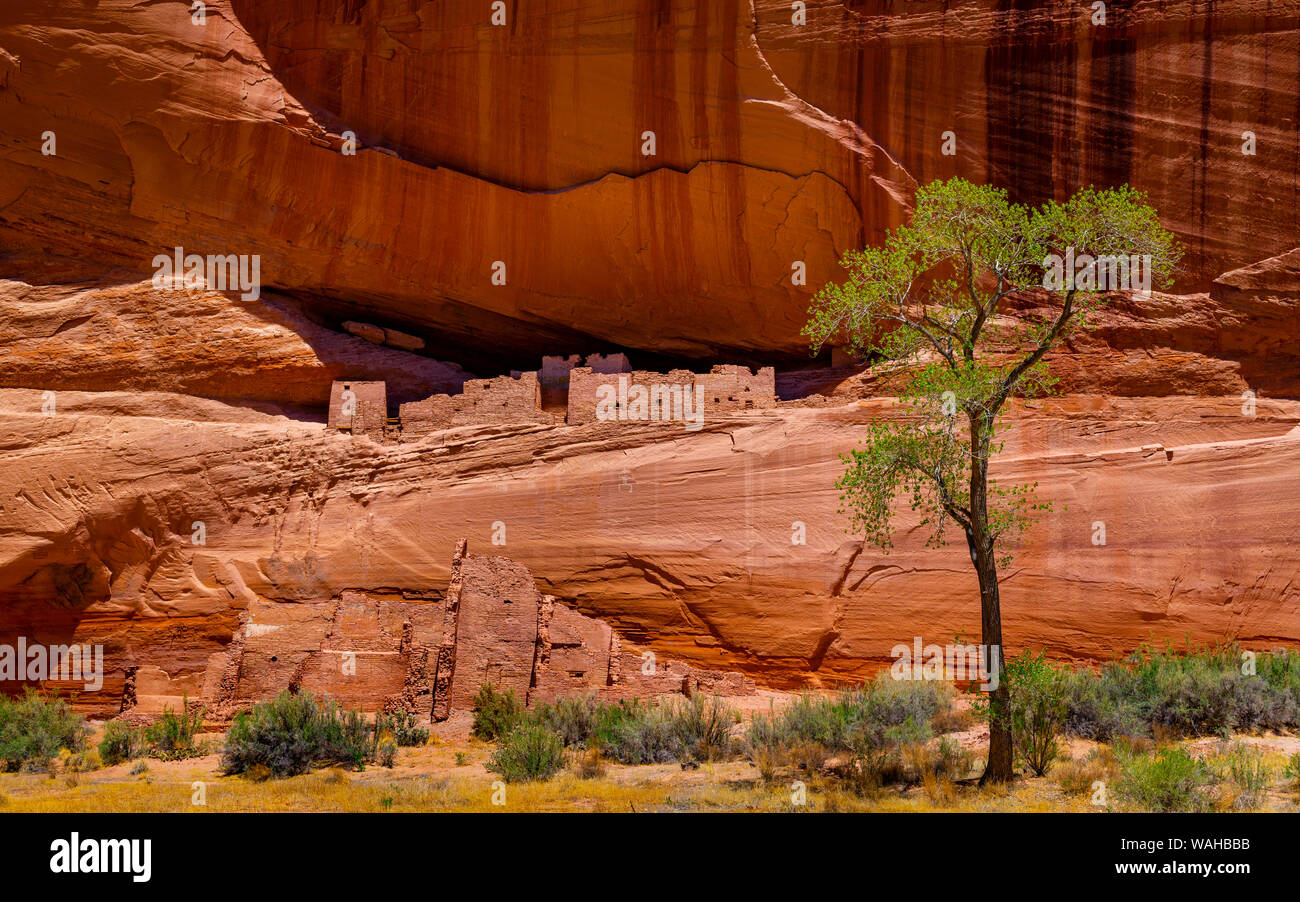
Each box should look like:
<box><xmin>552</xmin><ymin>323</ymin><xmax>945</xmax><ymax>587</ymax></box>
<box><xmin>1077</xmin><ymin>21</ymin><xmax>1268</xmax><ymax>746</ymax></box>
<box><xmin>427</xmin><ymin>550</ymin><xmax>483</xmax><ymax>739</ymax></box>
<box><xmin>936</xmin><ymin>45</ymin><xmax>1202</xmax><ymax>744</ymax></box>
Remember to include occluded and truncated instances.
<box><xmin>398</xmin><ymin>372</ymin><xmax>550</xmax><ymax>436</ymax></box>
<box><xmin>566</xmin><ymin>365</ymin><xmax>775</xmax><ymax>425</ymax></box>
<box><xmin>142</xmin><ymin>541</ymin><xmax>753</xmax><ymax>723</ymax></box>
<box><xmin>327</xmin><ymin>380</ymin><xmax>388</xmax><ymax>438</ymax></box>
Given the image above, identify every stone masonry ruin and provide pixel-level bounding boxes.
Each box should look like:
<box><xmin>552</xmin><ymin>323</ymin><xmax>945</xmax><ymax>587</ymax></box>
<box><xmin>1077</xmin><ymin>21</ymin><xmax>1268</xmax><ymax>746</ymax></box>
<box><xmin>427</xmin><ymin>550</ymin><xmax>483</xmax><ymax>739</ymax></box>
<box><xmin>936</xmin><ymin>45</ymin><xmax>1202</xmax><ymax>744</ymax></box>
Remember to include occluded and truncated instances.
<box><xmin>326</xmin><ymin>353</ymin><xmax>776</xmax><ymax>440</ymax></box>
<box><xmin>130</xmin><ymin>540</ymin><xmax>753</xmax><ymax>723</ymax></box>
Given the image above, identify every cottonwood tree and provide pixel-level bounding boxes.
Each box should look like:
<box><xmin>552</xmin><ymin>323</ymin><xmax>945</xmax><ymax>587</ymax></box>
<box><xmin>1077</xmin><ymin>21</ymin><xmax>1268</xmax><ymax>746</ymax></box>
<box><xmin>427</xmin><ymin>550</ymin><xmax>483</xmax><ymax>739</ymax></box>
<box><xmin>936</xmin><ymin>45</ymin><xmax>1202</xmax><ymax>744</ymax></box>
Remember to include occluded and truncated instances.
<box><xmin>804</xmin><ymin>178</ymin><xmax>1181</xmax><ymax>783</ymax></box>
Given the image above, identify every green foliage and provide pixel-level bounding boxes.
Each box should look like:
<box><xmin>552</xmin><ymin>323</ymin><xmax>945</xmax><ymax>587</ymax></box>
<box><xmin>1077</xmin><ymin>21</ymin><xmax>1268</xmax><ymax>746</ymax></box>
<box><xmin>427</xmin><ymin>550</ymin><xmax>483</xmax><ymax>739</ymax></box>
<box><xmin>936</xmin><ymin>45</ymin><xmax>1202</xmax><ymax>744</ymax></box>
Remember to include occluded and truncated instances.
<box><xmin>1004</xmin><ymin>651</ymin><xmax>1067</xmax><ymax>776</ymax></box>
<box><xmin>98</xmin><ymin>719</ymin><xmax>145</xmax><ymax>766</ymax></box>
<box><xmin>1283</xmin><ymin>753</ymin><xmax>1300</xmax><ymax>791</ymax></box>
<box><xmin>375</xmin><ymin>708</ymin><xmax>429</xmax><ymax>747</ymax></box>
<box><xmin>592</xmin><ymin>696</ymin><xmax>737</xmax><ymax>765</ymax></box>
<box><xmin>470</xmin><ymin>684</ymin><xmax>523</xmax><ymax>742</ymax></box>
<box><xmin>0</xmin><ymin>689</ymin><xmax>87</xmax><ymax>772</ymax></box>
<box><xmin>531</xmin><ymin>693</ymin><xmax>602</xmax><ymax>747</ymax></box>
<box><xmin>1063</xmin><ymin>643</ymin><xmax>1300</xmax><ymax>740</ymax></box>
<box><xmin>806</xmin><ymin>178</ymin><xmax>1182</xmax><ymax>566</ymax></box>
<box><xmin>746</xmin><ymin>674</ymin><xmax>948</xmax><ymax>755</ymax></box>
<box><xmin>1210</xmin><ymin>743</ymin><xmax>1274</xmax><ymax>810</ymax></box>
<box><xmin>221</xmin><ymin>690</ymin><xmax>374</xmax><ymax>778</ymax></box>
<box><xmin>1115</xmin><ymin>746</ymin><xmax>1214</xmax><ymax>812</ymax></box>
<box><xmin>487</xmin><ymin>725</ymin><xmax>564</xmax><ymax>782</ymax></box>
<box><xmin>144</xmin><ymin>695</ymin><xmax>206</xmax><ymax>760</ymax></box>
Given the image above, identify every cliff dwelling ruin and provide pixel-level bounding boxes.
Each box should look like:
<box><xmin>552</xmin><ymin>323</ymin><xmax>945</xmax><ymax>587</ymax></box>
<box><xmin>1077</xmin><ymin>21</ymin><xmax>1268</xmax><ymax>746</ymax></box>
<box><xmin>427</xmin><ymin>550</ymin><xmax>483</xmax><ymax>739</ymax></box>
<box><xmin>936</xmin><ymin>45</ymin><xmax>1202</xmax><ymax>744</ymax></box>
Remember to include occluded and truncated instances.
<box><xmin>124</xmin><ymin>540</ymin><xmax>753</xmax><ymax>723</ymax></box>
<box><xmin>327</xmin><ymin>353</ymin><xmax>777</xmax><ymax>440</ymax></box>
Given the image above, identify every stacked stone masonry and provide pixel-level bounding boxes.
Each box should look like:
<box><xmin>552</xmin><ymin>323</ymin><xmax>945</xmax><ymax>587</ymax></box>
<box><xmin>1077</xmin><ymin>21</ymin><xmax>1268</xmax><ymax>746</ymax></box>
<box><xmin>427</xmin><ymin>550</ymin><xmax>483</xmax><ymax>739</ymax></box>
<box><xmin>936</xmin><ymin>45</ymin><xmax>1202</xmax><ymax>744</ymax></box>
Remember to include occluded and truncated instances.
<box><xmin>140</xmin><ymin>541</ymin><xmax>753</xmax><ymax>723</ymax></box>
<box><xmin>329</xmin><ymin>354</ymin><xmax>775</xmax><ymax>440</ymax></box>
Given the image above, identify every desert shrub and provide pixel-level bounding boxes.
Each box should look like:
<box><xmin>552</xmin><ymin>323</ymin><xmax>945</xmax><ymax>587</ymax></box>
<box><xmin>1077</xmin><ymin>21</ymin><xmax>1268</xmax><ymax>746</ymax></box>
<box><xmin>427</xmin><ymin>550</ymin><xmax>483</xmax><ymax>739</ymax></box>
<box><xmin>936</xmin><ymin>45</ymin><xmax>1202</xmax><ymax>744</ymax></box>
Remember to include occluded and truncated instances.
<box><xmin>1054</xmin><ymin>747</ymin><xmax>1119</xmax><ymax>797</ymax></box>
<box><xmin>376</xmin><ymin>709</ymin><xmax>429</xmax><ymax>747</ymax></box>
<box><xmin>128</xmin><ymin>760</ymin><xmax>149</xmax><ymax>776</ymax></box>
<box><xmin>671</xmin><ymin>695</ymin><xmax>735</xmax><ymax>762</ymax></box>
<box><xmin>145</xmin><ymin>696</ymin><xmax>206</xmax><ymax>760</ymax></box>
<box><xmin>471</xmin><ymin>684</ymin><xmax>523</xmax><ymax>742</ymax></box>
<box><xmin>931</xmin><ymin>736</ymin><xmax>974</xmax><ymax>781</ymax></box>
<box><xmin>1115</xmin><ymin>746</ymin><xmax>1214</xmax><ymax>812</ymax></box>
<box><xmin>487</xmin><ymin>725</ymin><xmax>564</xmax><ymax>782</ymax></box>
<box><xmin>595</xmin><ymin>700</ymin><xmax>686</xmax><ymax>764</ymax></box>
<box><xmin>931</xmin><ymin>707</ymin><xmax>974</xmax><ymax>734</ymax></box>
<box><xmin>70</xmin><ymin>747</ymin><xmax>102</xmax><ymax>772</ymax></box>
<box><xmin>221</xmin><ymin>690</ymin><xmax>373</xmax><ymax>777</ymax></box>
<box><xmin>98</xmin><ymin>720</ymin><xmax>145</xmax><ymax>766</ymax></box>
<box><xmin>1005</xmin><ymin>651</ymin><xmax>1067</xmax><ymax>776</ymax></box>
<box><xmin>1284</xmin><ymin>753</ymin><xmax>1300</xmax><ymax>791</ymax></box>
<box><xmin>572</xmin><ymin>746</ymin><xmax>606</xmax><ymax>779</ymax></box>
<box><xmin>593</xmin><ymin>695</ymin><xmax>737</xmax><ymax>764</ymax></box>
<box><xmin>0</xmin><ymin>689</ymin><xmax>87</xmax><ymax>772</ymax></box>
<box><xmin>377</xmin><ymin>740</ymin><xmax>398</xmax><ymax>769</ymax></box>
<box><xmin>1064</xmin><ymin>643</ymin><xmax>1300</xmax><ymax>741</ymax></box>
<box><xmin>1210</xmin><ymin>743</ymin><xmax>1274</xmax><ymax>810</ymax></box>
<box><xmin>750</xmin><ymin>675</ymin><xmax>947</xmax><ymax>756</ymax></box>
<box><xmin>532</xmin><ymin>694</ymin><xmax>601</xmax><ymax>747</ymax></box>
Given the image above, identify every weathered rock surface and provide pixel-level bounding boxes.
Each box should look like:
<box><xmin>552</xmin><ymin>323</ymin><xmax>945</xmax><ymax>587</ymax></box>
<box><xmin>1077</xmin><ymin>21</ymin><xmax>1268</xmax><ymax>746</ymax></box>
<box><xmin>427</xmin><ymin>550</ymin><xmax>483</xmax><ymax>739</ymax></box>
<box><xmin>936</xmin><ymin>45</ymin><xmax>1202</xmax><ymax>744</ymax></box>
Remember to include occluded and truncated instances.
<box><xmin>3</xmin><ymin>1</ymin><xmax>1293</xmax><ymax>362</ymax></box>
<box><xmin>1</xmin><ymin>1</ymin><xmax>1298</xmax><ymax>713</ymax></box>
<box><xmin>2</xmin><ymin>378</ymin><xmax>1297</xmax><ymax>711</ymax></box>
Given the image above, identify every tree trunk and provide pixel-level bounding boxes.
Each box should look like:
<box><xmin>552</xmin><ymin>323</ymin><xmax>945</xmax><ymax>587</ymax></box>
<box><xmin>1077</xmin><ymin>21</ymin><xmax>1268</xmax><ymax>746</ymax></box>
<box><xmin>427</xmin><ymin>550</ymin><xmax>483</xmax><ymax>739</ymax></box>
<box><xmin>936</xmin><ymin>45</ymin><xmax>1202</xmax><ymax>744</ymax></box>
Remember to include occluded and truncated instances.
<box><xmin>970</xmin><ymin>414</ymin><xmax>1013</xmax><ymax>784</ymax></box>
<box><xmin>977</xmin><ymin>552</ymin><xmax>1012</xmax><ymax>783</ymax></box>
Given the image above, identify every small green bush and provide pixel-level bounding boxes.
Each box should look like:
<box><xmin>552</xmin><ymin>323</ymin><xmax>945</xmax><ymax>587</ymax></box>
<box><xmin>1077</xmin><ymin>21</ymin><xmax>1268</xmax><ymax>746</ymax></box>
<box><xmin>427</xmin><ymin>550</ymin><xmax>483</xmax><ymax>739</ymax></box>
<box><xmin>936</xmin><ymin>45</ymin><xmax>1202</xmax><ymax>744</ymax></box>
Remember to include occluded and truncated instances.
<box><xmin>1284</xmin><ymin>752</ymin><xmax>1300</xmax><ymax>790</ymax></box>
<box><xmin>377</xmin><ymin>709</ymin><xmax>429</xmax><ymax>747</ymax></box>
<box><xmin>1115</xmin><ymin>747</ymin><xmax>1214</xmax><ymax>812</ymax></box>
<box><xmin>471</xmin><ymin>684</ymin><xmax>523</xmax><ymax>742</ymax></box>
<box><xmin>487</xmin><ymin>725</ymin><xmax>564</xmax><ymax>782</ymax></box>
<box><xmin>1211</xmin><ymin>743</ymin><xmax>1274</xmax><ymax>810</ymax></box>
<box><xmin>0</xmin><ymin>689</ymin><xmax>86</xmax><ymax>772</ymax></box>
<box><xmin>98</xmin><ymin>720</ymin><xmax>144</xmax><ymax>766</ymax></box>
<box><xmin>1005</xmin><ymin>650</ymin><xmax>1067</xmax><ymax>777</ymax></box>
<box><xmin>145</xmin><ymin>696</ymin><xmax>206</xmax><ymax>760</ymax></box>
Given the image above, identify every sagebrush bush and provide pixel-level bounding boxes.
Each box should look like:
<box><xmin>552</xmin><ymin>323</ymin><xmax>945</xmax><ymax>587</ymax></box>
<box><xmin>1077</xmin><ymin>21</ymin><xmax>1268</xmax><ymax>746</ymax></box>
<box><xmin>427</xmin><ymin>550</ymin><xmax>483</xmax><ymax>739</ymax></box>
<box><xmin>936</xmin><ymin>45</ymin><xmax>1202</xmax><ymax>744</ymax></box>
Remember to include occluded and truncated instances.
<box><xmin>471</xmin><ymin>684</ymin><xmax>523</xmax><ymax>742</ymax></box>
<box><xmin>487</xmin><ymin>725</ymin><xmax>564</xmax><ymax>782</ymax></box>
<box><xmin>1054</xmin><ymin>748</ymin><xmax>1118</xmax><ymax>796</ymax></box>
<box><xmin>221</xmin><ymin>690</ymin><xmax>373</xmax><ymax>777</ymax></box>
<box><xmin>531</xmin><ymin>694</ymin><xmax>601</xmax><ymax>746</ymax></box>
<box><xmin>1064</xmin><ymin>643</ymin><xmax>1300</xmax><ymax>741</ymax></box>
<box><xmin>0</xmin><ymin>689</ymin><xmax>86</xmax><ymax>771</ymax></box>
<box><xmin>593</xmin><ymin>695</ymin><xmax>737</xmax><ymax>764</ymax></box>
<box><xmin>746</xmin><ymin>674</ymin><xmax>945</xmax><ymax>755</ymax></box>
<box><xmin>98</xmin><ymin>719</ymin><xmax>144</xmax><ymax>766</ymax></box>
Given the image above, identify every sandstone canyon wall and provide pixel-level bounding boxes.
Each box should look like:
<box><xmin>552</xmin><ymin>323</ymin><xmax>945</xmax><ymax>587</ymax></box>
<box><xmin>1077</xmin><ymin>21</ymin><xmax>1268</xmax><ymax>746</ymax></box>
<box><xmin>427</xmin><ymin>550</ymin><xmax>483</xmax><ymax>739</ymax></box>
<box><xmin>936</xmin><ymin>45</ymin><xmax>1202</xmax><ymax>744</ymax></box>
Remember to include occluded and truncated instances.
<box><xmin>0</xmin><ymin>1</ymin><xmax>1298</xmax><ymax>714</ymax></box>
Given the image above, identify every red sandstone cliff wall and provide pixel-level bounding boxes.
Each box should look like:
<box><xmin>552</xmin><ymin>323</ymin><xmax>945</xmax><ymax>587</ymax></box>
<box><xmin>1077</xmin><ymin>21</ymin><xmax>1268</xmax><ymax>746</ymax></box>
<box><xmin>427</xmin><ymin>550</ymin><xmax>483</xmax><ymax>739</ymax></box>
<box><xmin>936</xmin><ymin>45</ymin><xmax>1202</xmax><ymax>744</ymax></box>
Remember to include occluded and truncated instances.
<box><xmin>3</xmin><ymin>1</ymin><xmax>1293</xmax><ymax>362</ymax></box>
<box><xmin>1</xmin><ymin>2</ymin><xmax>1298</xmax><ymax>709</ymax></box>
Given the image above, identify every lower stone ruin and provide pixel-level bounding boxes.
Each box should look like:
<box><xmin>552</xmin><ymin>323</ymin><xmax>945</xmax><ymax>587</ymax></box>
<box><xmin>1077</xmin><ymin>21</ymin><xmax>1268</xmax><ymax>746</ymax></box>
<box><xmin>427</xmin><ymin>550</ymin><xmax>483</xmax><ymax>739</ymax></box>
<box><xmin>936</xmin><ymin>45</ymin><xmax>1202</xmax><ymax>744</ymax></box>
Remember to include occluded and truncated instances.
<box><xmin>122</xmin><ymin>540</ymin><xmax>754</xmax><ymax>722</ymax></box>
